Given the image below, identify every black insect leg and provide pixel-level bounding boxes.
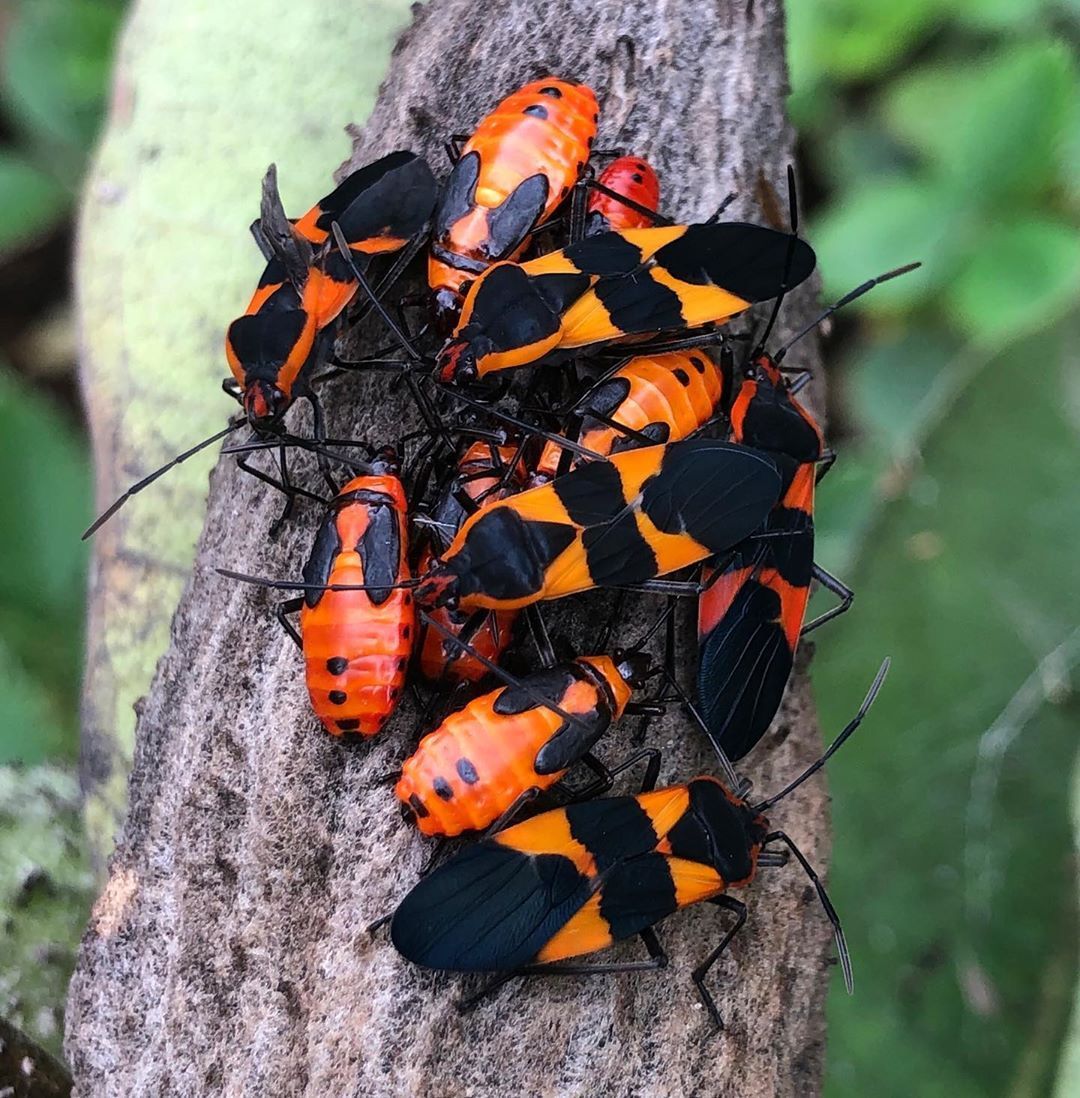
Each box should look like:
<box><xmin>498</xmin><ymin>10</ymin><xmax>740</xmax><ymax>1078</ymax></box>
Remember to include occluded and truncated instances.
<box><xmin>800</xmin><ymin>564</ymin><xmax>853</xmax><ymax>636</ymax></box>
<box><xmin>274</xmin><ymin>597</ymin><xmax>304</xmax><ymax>650</ymax></box>
<box><xmin>691</xmin><ymin>895</ymin><xmax>748</xmax><ymax>1030</ymax></box>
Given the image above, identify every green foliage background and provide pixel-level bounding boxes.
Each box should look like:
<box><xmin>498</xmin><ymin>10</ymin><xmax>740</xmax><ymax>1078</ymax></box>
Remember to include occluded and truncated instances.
<box><xmin>0</xmin><ymin>0</ymin><xmax>1076</xmax><ymax>1089</ymax></box>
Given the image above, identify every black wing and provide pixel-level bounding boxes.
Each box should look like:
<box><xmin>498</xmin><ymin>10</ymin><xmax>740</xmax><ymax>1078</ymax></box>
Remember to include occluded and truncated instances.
<box><xmin>390</xmin><ymin>843</ymin><xmax>592</xmax><ymax>972</ymax></box>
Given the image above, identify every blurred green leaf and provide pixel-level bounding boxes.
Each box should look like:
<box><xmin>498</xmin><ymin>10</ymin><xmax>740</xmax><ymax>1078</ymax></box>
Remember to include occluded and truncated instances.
<box><xmin>0</xmin><ymin>364</ymin><xmax>89</xmax><ymax>763</ymax></box>
<box><xmin>0</xmin><ymin>764</ymin><xmax>93</xmax><ymax>1055</ymax></box>
<box><xmin>811</xmin><ymin>178</ymin><xmax>962</xmax><ymax>306</ymax></box>
<box><xmin>820</xmin><ymin>318</ymin><xmax>1080</xmax><ymax>1097</ymax></box>
<box><xmin>0</xmin><ymin>153</ymin><xmax>69</xmax><ymax>257</ymax></box>
<box><xmin>883</xmin><ymin>42</ymin><xmax>1076</xmax><ymax>202</ymax></box>
<box><xmin>946</xmin><ymin>217</ymin><xmax>1080</xmax><ymax>343</ymax></box>
<box><xmin>2</xmin><ymin>0</ymin><xmax>124</xmax><ymax>162</ymax></box>
<box><xmin>788</xmin><ymin>0</ymin><xmax>942</xmax><ymax>94</ymax></box>
<box><xmin>948</xmin><ymin>0</ymin><xmax>1054</xmax><ymax>28</ymax></box>
<box><xmin>816</xmin><ymin>326</ymin><xmax>961</xmax><ymax>572</ymax></box>
<box><xmin>1052</xmin><ymin>751</ymin><xmax>1080</xmax><ymax>1097</ymax></box>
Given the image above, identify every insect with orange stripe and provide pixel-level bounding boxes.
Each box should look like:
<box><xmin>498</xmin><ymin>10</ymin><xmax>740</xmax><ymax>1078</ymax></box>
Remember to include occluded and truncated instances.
<box><xmin>229</xmin><ymin>447</ymin><xmax>415</xmax><ymax>738</ymax></box>
<box><xmin>389</xmin><ymin>660</ymin><xmax>889</xmax><ymax>1026</ymax></box>
<box><xmin>415</xmin><ymin>437</ymin><xmax>787</xmax><ymax>614</ymax></box>
<box><xmin>429</xmin><ymin>77</ymin><xmax>599</xmax><ymax>331</ymax></box>
<box><xmin>435</xmin><ymin>220</ymin><xmax>815</xmax><ymax>385</ymax></box>
<box><xmin>414</xmin><ymin>437</ymin><xmax>527</xmax><ymax>685</ymax></box>
<box><xmin>697</xmin><ymin>262</ymin><xmax>919</xmax><ymax>761</ymax></box>
<box><xmin>528</xmin><ymin>347</ymin><xmax>732</xmax><ymax>488</ymax></box>
<box><xmin>84</xmin><ymin>150</ymin><xmax>438</xmax><ymax>539</ymax></box>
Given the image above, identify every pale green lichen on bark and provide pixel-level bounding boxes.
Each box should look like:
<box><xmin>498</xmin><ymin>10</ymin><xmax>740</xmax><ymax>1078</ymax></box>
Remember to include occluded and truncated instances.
<box><xmin>78</xmin><ymin>0</ymin><xmax>416</xmax><ymax>870</ymax></box>
<box><xmin>0</xmin><ymin>765</ymin><xmax>93</xmax><ymax>1057</ymax></box>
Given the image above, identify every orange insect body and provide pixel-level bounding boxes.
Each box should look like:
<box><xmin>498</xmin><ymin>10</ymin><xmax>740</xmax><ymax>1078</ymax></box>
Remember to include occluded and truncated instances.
<box><xmin>300</xmin><ymin>472</ymin><xmax>414</xmax><ymax>737</ymax></box>
<box><xmin>586</xmin><ymin>156</ymin><xmax>661</xmax><ymax>234</ymax></box>
<box><xmin>396</xmin><ymin>656</ymin><xmax>633</xmax><ymax>837</ymax></box>
<box><xmin>532</xmin><ymin>349</ymin><xmax>727</xmax><ymax>483</ymax></box>
<box><xmin>417</xmin><ymin>441</ymin><xmax>524</xmax><ymax>684</ymax></box>
<box><xmin>429</xmin><ymin>77</ymin><xmax>599</xmax><ymax>324</ymax></box>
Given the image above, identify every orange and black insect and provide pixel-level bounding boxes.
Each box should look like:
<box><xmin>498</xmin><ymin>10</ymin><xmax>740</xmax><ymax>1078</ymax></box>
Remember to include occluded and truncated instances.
<box><xmin>397</xmin><ymin>651</ymin><xmax>649</xmax><ymax>837</ymax></box>
<box><xmin>84</xmin><ymin>151</ymin><xmax>437</xmax><ymax>539</ymax></box>
<box><xmin>697</xmin><ymin>263</ymin><xmax>918</xmax><ymax>761</ymax></box>
<box><xmin>436</xmin><ymin>221</ymin><xmax>815</xmax><ymax>384</ymax></box>
<box><xmin>415</xmin><ymin>439</ymin><xmax>525</xmax><ymax>685</ymax></box>
<box><xmin>389</xmin><ymin>661</ymin><xmax>887</xmax><ymax>1025</ymax></box>
<box><xmin>415</xmin><ymin>438</ymin><xmax>786</xmax><ymax>614</ymax></box>
<box><xmin>226</xmin><ymin>151</ymin><xmax>438</xmax><ymax>429</ymax></box>
<box><xmin>529</xmin><ymin>348</ymin><xmax>732</xmax><ymax>486</ymax></box>
<box><xmin>229</xmin><ymin>449</ymin><xmax>415</xmax><ymax>737</ymax></box>
<box><xmin>584</xmin><ymin>156</ymin><xmax>662</xmax><ymax>236</ymax></box>
<box><xmin>429</xmin><ymin>77</ymin><xmax>599</xmax><ymax>329</ymax></box>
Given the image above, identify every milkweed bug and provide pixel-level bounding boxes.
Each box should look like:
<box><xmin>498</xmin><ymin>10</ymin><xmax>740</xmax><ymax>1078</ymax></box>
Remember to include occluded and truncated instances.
<box><xmin>697</xmin><ymin>260</ymin><xmax>919</xmax><ymax>761</ymax></box>
<box><xmin>529</xmin><ymin>348</ymin><xmax>732</xmax><ymax>486</ymax></box>
<box><xmin>397</xmin><ymin>650</ymin><xmax>651</xmax><ymax>837</ymax></box>
<box><xmin>584</xmin><ymin>156</ymin><xmax>662</xmax><ymax>236</ymax></box>
<box><xmin>83</xmin><ymin>151</ymin><xmax>437</xmax><ymax>539</ymax></box>
<box><xmin>389</xmin><ymin>659</ymin><xmax>889</xmax><ymax>1027</ymax></box>
<box><xmin>226</xmin><ymin>448</ymin><xmax>416</xmax><ymax>737</ymax></box>
<box><xmin>416</xmin><ymin>438</ymin><xmax>787</xmax><ymax>613</ymax></box>
<box><xmin>435</xmin><ymin>221</ymin><xmax>816</xmax><ymax>384</ymax></box>
<box><xmin>429</xmin><ymin>77</ymin><xmax>599</xmax><ymax>330</ymax></box>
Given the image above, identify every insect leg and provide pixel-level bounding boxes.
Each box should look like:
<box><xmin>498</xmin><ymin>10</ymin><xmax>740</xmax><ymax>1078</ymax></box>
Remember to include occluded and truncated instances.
<box><xmin>800</xmin><ymin>564</ymin><xmax>854</xmax><ymax>636</ymax></box>
<box><xmin>274</xmin><ymin>597</ymin><xmax>304</xmax><ymax>650</ymax></box>
<box><xmin>691</xmin><ymin>895</ymin><xmax>748</xmax><ymax>1030</ymax></box>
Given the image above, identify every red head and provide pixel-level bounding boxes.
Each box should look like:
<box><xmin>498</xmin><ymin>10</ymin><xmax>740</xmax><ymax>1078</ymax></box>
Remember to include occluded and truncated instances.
<box><xmin>437</xmin><ymin>339</ymin><xmax>478</xmax><ymax>384</ymax></box>
<box><xmin>243</xmin><ymin>380</ymin><xmax>291</xmax><ymax>428</ymax></box>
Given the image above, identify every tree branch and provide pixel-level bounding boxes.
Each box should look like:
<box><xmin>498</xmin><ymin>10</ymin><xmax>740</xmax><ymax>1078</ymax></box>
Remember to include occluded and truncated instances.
<box><xmin>67</xmin><ymin>1</ymin><xmax>835</xmax><ymax>1094</ymax></box>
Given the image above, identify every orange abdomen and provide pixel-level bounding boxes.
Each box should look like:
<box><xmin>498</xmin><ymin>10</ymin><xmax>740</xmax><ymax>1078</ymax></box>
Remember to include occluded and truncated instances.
<box><xmin>300</xmin><ymin>473</ymin><xmax>414</xmax><ymax>736</ymax></box>
<box><xmin>429</xmin><ymin>78</ymin><xmax>598</xmax><ymax>316</ymax></box>
<box><xmin>586</xmin><ymin>156</ymin><xmax>661</xmax><ymax>234</ymax></box>
<box><xmin>397</xmin><ymin>656</ymin><xmax>630</xmax><ymax>836</ymax></box>
<box><xmin>577</xmin><ymin>351</ymin><xmax>725</xmax><ymax>457</ymax></box>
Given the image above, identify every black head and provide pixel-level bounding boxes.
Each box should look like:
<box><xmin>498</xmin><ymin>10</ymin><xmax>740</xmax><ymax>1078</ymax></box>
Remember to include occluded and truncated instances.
<box><xmin>437</xmin><ymin>338</ymin><xmax>478</xmax><ymax>384</ymax></box>
<box><xmin>612</xmin><ymin>649</ymin><xmax>652</xmax><ymax>689</ymax></box>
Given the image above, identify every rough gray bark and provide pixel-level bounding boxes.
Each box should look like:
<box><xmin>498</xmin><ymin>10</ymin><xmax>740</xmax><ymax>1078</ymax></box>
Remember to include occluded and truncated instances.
<box><xmin>66</xmin><ymin>1</ymin><xmax>837</xmax><ymax>1095</ymax></box>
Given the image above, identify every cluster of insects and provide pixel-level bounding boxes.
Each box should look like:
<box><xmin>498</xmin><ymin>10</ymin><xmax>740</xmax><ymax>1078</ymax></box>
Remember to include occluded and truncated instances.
<box><xmin>90</xmin><ymin>76</ymin><xmax>914</xmax><ymax>1028</ymax></box>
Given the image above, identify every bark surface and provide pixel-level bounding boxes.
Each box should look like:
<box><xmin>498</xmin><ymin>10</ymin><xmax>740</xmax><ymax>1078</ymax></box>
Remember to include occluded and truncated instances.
<box><xmin>67</xmin><ymin>1</ymin><xmax>837</xmax><ymax>1094</ymax></box>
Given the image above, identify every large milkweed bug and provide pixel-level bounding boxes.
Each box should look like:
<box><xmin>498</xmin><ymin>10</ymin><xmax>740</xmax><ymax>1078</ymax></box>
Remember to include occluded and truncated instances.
<box><xmin>226</xmin><ymin>448</ymin><xmax>416</xmax><ymax>737</ymax></box>
<box><xmin>529</xmin><ymin>347</ymin><xmax>732</xmax><ymax>486</ymax></box>
<box><xmin>429</xmin><ymin>77</ymin><xmax>600</xmax><ymax>330</ymax></box>
<box><xmin>435</xmin><ymin>221</ymin><xmax>816</xmax><ymax>385</ymax></box>
<box><xmin>416</xmin><ymin>437</ymin><xmax>787</xmax><ymax>613</ymax></box>
<box><xmin>83</xmin><ymin>150</ymin><xmax>438</xmax><ymax>539</ymax></box>
<box><xmin>697</xmin><ymin>261</ymin><xmax>919</xmax><ymax>761</ymax></box>
<box><xmin>397</xmin><ymin>650</ymin><xmax>651</xmax><ymax>837</ymax></box>
<box><xmin>389</xmin><ymin>659</ymin><xmax>889</xmax><ymax>1027</ymax></box>
<box><xmin>584</xmin><ymin>156</ymin><xmax>662</xmax><ymax>236</ymax></box>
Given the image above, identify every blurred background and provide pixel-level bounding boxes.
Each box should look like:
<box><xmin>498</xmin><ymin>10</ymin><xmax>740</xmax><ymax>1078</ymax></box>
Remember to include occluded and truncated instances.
<box><xmin>0</xmin><ymin>0</ymin><xmax>1076</xmax><ymax>1093</ymax></box>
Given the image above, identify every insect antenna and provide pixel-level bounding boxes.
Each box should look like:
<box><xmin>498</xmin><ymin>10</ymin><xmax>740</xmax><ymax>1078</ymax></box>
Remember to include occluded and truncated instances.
<box><xmin>83</xmin><ymin>420</ymin><xmax>247</xmax><ymax>539</ymax></box>
<box><xmin>218</xmin><ymin>567</ymin><xmax>422</xmax><ymax>594</ymax></box>
<box><xmin>750</xmin><ymin>164</ymin><xmax>799</xmax><ymax>359</ymax></box>
<box><xmin>773</xmin><ymin>264</ymin><xmax>922</xmax><ymax>365</ymax></box>
<box><xmin>753</xmin><ymin>657</ymin><xmax>890</xmax><ymax>813</ymax></box>
<box><xmin>764</xmin><ymin>828</ymin><xmax>854</xmax><ymax>993</ymax></box>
